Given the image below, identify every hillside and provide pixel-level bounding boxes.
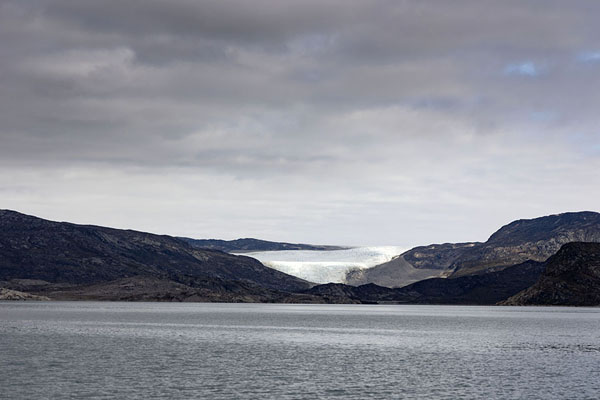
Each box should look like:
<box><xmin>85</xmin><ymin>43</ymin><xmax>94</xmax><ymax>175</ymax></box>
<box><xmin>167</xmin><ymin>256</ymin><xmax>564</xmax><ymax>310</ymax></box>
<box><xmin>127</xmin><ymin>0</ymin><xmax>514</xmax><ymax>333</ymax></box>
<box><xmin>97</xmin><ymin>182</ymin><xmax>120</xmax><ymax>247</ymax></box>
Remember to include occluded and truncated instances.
<box><xmin>0</xmin><ymin>210</ymin><xmax>310</xmax><ymax>298</ymax></box>
<box><xmin>502</xmin><ymin>242</ymin><xmax>600</xmax><ymax>306</ymax></box>
<box><xmin>308</xmin><ymin>260</ymin><xmax>544</xmax><ymax>305</ymax></box>
<box><xmin>348</xmin><ymin>212</ymin><xmax>600</xmax><ymax>287</ymax></box>
<box><xmin>391</xmin><ymin>260</ymin><xmax>545</xmax><ymax>304</ymax></box>
<box><xmin>346</xmin><ymin>243</ymin><xmax>477</xmax><ymax>287</ymax></box>
<box><xmin>450</xmin><ymin>212</ymin><xmax>600</xmax><ymax>277</ymax></box>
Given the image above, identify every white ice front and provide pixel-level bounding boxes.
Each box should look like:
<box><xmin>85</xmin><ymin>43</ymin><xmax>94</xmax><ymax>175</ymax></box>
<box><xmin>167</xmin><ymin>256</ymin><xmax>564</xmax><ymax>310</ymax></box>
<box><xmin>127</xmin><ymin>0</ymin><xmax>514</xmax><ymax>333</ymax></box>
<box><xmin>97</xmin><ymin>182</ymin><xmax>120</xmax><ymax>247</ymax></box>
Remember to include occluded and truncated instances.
<box><xmin>239</xmin><ymin>246</ymin><xmax>406</xmax><ymax>284</ymax></box>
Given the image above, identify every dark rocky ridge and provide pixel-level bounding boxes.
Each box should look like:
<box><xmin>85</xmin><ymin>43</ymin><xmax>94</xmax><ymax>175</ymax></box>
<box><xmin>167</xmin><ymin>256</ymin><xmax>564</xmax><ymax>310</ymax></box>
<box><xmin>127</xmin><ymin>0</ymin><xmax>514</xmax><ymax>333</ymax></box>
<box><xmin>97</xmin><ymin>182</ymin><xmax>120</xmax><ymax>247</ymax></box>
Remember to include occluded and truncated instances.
<box><xmin>0</xmin><ymin>210</ymin><xmax>310</xmax><ymax>295</ymax></box>
<box><xmin>310</xmin><ymin>260</ymin><xmax>545</xmax><ymax>305</ymax></box>
<box><xmin>392</xmin><ymin>260</ymin><xmax>545</xmax><ymax>304</ymax></box>
<box><xmin>502</xmin><ymin>242</ymin><xmax>600</xmax><ymax>306</ymax></box>
<box><xmin>179</xmin><ymin>237</ymin><xmax>346</xmax><ymax>253</ymax></box>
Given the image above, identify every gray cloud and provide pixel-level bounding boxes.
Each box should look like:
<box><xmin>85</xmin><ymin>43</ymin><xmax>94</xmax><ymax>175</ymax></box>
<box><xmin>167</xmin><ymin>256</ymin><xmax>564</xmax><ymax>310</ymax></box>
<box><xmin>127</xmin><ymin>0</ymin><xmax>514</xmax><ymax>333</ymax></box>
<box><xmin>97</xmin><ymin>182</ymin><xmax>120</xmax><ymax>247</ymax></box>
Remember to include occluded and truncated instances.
<box><xmin>1</xmin><ymin>0</ymin><xmax>599</xmax><ymax>245</ymax></box>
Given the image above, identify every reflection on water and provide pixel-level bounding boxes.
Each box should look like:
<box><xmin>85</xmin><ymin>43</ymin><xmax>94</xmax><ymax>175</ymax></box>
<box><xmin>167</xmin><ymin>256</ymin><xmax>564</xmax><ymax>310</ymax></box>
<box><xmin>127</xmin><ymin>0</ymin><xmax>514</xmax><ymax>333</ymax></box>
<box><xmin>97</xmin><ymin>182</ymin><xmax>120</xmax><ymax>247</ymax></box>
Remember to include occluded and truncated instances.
<box><xmin>1</xmin><ymin>302</ymin><xmax>599</xmax><ymax>399</ymax></box>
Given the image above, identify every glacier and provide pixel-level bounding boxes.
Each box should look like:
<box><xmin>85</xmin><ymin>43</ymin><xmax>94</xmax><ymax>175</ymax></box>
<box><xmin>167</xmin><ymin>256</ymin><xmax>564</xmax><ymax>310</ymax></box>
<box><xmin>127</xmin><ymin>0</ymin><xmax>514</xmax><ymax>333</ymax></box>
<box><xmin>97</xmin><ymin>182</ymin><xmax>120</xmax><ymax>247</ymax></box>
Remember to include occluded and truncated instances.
<box><xmin>238</xmin><ymin>246</ymin><xmax>406</xmax><ymax>284</ymax></box>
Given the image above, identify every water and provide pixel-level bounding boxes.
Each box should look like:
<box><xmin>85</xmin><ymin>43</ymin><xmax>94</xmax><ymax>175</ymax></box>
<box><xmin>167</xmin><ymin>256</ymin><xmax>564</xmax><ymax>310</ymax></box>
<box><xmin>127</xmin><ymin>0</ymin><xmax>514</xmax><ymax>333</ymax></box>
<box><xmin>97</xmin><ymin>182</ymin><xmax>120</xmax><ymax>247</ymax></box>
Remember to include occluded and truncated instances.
<box><xmin>1</xmin><ymin>302</ymin><xmax>599</xmax><ymax>399</ymax></box>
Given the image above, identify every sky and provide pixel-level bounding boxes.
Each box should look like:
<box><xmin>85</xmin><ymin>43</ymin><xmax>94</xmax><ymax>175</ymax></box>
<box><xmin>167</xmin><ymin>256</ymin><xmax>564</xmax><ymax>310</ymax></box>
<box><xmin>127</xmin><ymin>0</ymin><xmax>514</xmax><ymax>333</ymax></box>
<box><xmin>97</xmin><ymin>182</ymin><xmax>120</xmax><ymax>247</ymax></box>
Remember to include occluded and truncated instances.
<box><xmin>1</xmin><ymin>0</ymin><xmax>599</xmax><ymax>247</ymax></box>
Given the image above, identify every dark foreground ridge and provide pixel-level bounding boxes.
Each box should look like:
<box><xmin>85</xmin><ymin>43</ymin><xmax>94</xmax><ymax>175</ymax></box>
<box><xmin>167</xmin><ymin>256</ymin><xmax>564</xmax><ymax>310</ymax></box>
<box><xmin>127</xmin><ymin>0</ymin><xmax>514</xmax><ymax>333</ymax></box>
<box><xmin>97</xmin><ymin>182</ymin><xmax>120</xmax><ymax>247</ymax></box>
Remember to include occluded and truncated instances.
<box><xmin>502</xmin><ymin>242</ymin><xmax>600</xmax><ymax>306</ymax></box>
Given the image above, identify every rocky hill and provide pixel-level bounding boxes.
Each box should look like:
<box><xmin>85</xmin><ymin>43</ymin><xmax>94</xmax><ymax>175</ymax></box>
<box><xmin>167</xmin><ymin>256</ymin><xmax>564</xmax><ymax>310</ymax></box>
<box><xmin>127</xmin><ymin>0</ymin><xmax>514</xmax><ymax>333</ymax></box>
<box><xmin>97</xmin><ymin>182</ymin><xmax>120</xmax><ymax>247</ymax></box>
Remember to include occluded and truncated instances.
<box><xmin>502</xmin><ymin>242</ymin><xmax>600</xmax><ymax>306</ymax></box>
<box><xmin>309</xmin><ymin>260</ymin><xmax>544</xmax><ymax>305</ymax></box>
<box><xmin>0</xmin><ymin>210</ymin><xmax>310</xmax><ymax>299</ymax></box>
<box><xmin>179</xmin><ymin>237</ymin><xmax>345</xmax><ymax>252</ymax></box>
<box><xmin>450</xmin><ymin>212</ymin><xmax>600</xmax><ymax>277</ymax></box>
<box><xmin>346</xmin><ymin>242</ymin><xmax>477</xmax><ymax>287</ymax></box>
<box><xmin>348</xmin><ymin>212</ymin><xmax>600</xmax><ymax>287</ymax></box>
<box><xmin>391</xmin><ymin>260</ymin><xmax>545</xmax><ymax>304</ymax></box>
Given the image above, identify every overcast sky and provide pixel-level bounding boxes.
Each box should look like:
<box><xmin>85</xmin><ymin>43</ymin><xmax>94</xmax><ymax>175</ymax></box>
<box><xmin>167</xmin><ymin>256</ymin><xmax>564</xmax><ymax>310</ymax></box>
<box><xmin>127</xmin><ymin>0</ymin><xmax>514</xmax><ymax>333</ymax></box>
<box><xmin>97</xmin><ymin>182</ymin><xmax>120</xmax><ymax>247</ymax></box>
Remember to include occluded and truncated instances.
<box><xmin>1</xmin><ymin>0</ymin><xmax>599</xmax><ymax>246</ymax></box>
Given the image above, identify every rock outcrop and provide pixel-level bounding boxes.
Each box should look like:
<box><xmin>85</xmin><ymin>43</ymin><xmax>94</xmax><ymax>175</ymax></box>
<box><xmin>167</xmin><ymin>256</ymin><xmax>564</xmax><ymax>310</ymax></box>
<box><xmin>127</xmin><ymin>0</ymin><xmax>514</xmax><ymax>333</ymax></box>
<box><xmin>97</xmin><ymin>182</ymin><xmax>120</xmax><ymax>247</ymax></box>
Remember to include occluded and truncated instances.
<box><xmin>0</xmin><ymin>288</ymin><xmax>49</xmax><ymax>301</ymax></box>
<box><xmin>502</xmin><ymin>242</ymin><xmax>600</xmax><ymax>306</ymax></box>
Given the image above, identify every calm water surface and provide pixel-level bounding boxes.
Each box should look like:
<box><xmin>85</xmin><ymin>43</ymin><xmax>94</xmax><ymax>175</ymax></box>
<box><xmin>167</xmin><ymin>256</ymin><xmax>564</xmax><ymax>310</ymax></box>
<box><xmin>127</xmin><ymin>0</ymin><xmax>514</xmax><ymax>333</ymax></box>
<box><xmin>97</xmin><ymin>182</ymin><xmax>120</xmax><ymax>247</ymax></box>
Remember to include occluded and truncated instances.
<box><xmin>1</xmin><ymin>302</ymin><xmax>599</xmax><ymax>399</ymax></box>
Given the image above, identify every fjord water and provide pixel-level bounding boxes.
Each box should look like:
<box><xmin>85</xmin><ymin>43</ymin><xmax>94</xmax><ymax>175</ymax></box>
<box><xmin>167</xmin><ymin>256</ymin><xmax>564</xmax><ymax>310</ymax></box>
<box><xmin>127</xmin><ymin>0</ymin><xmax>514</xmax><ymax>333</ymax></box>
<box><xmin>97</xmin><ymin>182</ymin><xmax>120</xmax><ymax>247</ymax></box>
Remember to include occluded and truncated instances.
<box><xmin>1</xmin><ymin>303</ymin><xmax>599</xmax><ymax>399</ymax></box>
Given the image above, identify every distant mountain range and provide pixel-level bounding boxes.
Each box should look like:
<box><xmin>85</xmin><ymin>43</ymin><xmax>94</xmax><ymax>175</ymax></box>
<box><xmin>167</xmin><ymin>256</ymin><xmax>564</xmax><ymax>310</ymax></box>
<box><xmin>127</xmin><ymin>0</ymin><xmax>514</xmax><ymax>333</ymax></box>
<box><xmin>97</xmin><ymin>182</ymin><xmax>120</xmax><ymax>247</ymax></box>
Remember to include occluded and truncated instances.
<box><xmin>2</xmin><ymin>209</ymin><xmax>600</xmax><ymax>305</ymax></box>
<box><xmin>348</xmin><ymin>212</ymin><xmax>600</xmax><ymax>288</ymax></box>
<box><xmin>179</xmin><ymin>237</ymin><xmax>346</xmax><ymax>252</ymax></box>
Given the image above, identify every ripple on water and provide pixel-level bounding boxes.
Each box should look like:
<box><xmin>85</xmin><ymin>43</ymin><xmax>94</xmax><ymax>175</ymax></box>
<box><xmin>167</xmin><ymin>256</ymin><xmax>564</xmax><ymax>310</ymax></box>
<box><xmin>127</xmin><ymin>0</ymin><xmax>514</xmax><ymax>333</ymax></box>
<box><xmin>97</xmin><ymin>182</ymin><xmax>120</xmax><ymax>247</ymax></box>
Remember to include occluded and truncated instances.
<box><xmin>1</xmin><ymin>302</ymin><xmax>599</xmax><ymax>399</ymax></box>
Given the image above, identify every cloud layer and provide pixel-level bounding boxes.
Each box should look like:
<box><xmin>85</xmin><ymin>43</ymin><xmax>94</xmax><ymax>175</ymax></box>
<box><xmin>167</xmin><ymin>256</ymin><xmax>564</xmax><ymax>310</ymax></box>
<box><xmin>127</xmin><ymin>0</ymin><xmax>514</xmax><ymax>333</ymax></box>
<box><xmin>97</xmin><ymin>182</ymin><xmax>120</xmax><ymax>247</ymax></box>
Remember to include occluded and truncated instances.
<box><xmin>1</xmin><ymin>0</ymin><xmax>599</xmax><ymax>246</ymax></box>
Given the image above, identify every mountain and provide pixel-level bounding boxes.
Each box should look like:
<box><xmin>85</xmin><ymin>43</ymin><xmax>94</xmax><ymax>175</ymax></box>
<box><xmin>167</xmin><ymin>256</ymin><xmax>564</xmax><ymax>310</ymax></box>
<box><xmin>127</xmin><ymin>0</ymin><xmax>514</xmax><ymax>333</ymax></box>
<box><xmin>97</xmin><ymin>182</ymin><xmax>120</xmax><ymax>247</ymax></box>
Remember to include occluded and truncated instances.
<box><xmin>345</xmin><ymin>243</ymin><xmax>477</xmax><ymax>287</ymax></box>
<box><xmin>0</xmin><ymin>210</ymin><xmax>310</xmax><ymax>299</ymax></box>
<box><xmin>450</xmin><ymin>212</ymin><xmax>600</xmax><ymax>277</ymax></box>
<box><xmin>348</xmin><ymin>212</ymin><xmax>600</xmax><ymax>287</ymax></box>
<box><xmin>502</xmin><ymin>242</ymin><xmax>600</xmax><ymax>306</ymax></box>
<box><xmin>179</xmin><ymin>237</ymin><xmax>346</xmax><ymax>253</ymax></box>
<box><xmin>308</xmin><ymin>260</ymin><xmax>544</xmax><ymax>305</ymax></box>
<box><xmin>390</xmin><ymin>260</ymin><xmax>545</xmax><ymax>304</ymax></box>
<box><xmin>4</xmin><ymin>209</ymin><xmax>600</xmax><ymax>305</ymax></box>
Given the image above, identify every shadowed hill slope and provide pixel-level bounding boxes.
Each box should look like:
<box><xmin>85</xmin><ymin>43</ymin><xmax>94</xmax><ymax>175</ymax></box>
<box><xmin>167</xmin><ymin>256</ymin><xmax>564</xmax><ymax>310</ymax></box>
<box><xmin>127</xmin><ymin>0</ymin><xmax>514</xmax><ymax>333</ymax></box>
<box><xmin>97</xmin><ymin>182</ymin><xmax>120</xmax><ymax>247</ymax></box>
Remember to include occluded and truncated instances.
<box><xmin>312</xmin><ymin>260</ymin><xmax>544</xmax><ymax>305</ymax></box>
<box><xmin>502</xmin><ymin>242</ymin><xmax>600</xmax><ymax>306</ymax></box>
<box><xmin>0</xmin><ymin>210</ymin><xmax>310</xmax><ymax>292</ymax></box>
